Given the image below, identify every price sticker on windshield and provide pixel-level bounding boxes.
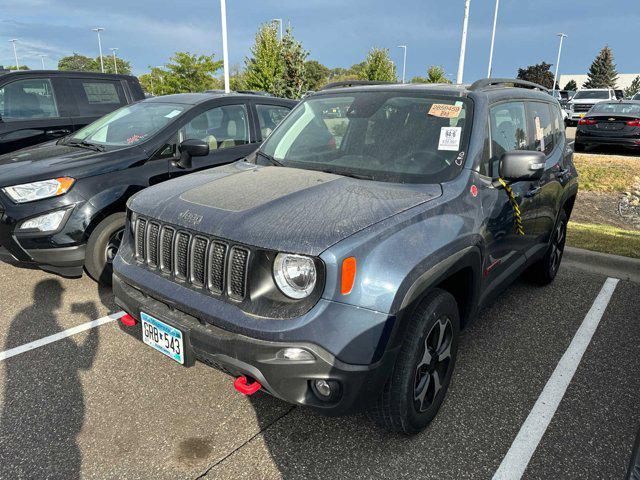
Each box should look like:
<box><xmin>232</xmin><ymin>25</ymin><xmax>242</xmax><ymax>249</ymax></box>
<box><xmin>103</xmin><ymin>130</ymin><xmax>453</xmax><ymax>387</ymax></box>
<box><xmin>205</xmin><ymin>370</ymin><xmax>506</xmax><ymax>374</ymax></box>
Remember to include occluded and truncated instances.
<box><xmin>438</xmin><ymin>127</ymin><xmax>462</xmax><ymax>151</ymax></box>
<box><xmin>429</xmin><ymin>103</ymin><xmax>462</xmax><ymax>118</ymax></box>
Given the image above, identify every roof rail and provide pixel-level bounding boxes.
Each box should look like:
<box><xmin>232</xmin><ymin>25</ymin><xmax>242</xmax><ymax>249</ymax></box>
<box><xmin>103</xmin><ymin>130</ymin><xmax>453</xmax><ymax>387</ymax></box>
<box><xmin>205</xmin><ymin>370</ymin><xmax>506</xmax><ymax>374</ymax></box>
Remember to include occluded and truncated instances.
<box><xmin>320</xmin><ymin>80</ymin><xmax>394</xmax><ymax>91</ymax></box>
<box><xmin>469</xmin><ymin>78</ymin><xmax>549</xmax><ymax>93</ymax></box>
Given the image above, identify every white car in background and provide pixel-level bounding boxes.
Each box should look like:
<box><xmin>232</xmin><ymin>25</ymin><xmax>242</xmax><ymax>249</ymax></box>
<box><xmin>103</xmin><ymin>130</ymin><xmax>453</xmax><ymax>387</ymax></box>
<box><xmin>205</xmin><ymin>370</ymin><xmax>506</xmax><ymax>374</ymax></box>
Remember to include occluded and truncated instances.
<box><xmin>566</xmin><ymin>88</ymin><xmax>617</xmax><ymax>125</ymax></box>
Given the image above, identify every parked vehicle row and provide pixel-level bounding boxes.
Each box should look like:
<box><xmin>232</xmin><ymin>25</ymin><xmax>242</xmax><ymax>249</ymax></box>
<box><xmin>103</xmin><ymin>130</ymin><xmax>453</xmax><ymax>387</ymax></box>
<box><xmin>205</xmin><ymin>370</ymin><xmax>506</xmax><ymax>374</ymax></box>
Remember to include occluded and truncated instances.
<box><xmin>0</xmin><ymin>88</ymin><xmax>295</xmax><ymax>282</ymax></box>
<box><xmin>103</xmin><ymin>78</ymin><xmax>577</xmax><ymax>433</ymax></box>
<box><xmin>575</xmin><ymin>100</ymin><xmax>640</xmax><ymax>151</ymax></box>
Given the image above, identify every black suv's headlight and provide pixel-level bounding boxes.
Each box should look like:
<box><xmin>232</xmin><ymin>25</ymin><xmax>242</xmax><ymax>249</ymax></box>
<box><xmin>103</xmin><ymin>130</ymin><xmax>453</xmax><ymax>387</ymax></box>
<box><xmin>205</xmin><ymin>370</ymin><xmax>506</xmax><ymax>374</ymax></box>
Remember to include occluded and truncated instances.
<box><xmin>273</xmin><ymin>253</ymin><xmax>317</xmax><ymax>299</ymax></box>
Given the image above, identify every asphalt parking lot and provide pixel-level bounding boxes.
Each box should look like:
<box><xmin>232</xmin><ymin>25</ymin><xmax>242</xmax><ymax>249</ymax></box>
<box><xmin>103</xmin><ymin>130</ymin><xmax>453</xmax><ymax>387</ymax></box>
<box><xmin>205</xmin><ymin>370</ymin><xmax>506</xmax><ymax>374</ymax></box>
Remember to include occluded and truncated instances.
<box><xmin>0</xmin><ymin>258</ymin><xmax>638</xmax><ymax>480</ymax></box>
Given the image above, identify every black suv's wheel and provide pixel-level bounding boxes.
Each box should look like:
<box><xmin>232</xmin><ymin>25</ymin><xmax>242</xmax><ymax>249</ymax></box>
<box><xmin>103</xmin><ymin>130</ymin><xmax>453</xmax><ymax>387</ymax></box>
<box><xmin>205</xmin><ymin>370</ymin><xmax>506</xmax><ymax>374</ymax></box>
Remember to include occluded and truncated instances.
<box><xmin>368</xmin><ymin>288</ymin><xmax>460</xmax><ymax>434</ymax></box>
<box><xmin>528</xmin><ymin>210</ymin><xmax>568</xmax><ymax>285</ymax></box>
<box><xmin>85</xmin><ymin>212</ymin><xmax>126</xmax><ymax>286</ymax></box>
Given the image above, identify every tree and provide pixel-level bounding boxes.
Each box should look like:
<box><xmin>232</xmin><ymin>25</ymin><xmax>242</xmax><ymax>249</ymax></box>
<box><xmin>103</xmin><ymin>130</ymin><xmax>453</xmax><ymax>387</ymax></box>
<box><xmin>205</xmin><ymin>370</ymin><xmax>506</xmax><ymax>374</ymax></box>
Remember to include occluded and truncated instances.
<box><xmin>102</xmin><ymin>57</ymin><xmax>132</xmax><ymax>75</ymax></box>
<box><xmin>415</xmin><ymin>66</ymin><xmax>451</xmax><ymax>84</ymax></box>
<box><xmin>359</xmin><ymin>48</ymin><xmax>397</xmax><ymax>82</ymax></box>
<box><xmin>517</xmin><ymin>61</ymin><xmax>555</xmax><ymax>89</ymax></box>
<box><xmin>625</xmin><ymin>76</ymin><xmax>640</xmax><ymax>98</ymax></box>
<box><xmin>58</xmin><ymin>53</ymin><xmax>98</xmax><ymax>72</ymax></box>
<box><xmin>139</xmin><ymin>52</ymin><xmax>222</xmax><ymax>95</ymax></box>
<box><xmin>304</xmin><ymin>60</ymin><xmax>330</xmax><ymax>90</ymax></box>
<box><xmin>8</xmin><ymin>65</ymin><xmax>30</xmax><ymax>71</ymax></box>
<box><xmin>583</xmin><ymin>46</ymin><xmax>618</xmax><ymax>89</ymax></box>
<box><xmin>244</xmin><ymin>23</ymin><xmax>284</xmax><ymax>96</ymax></box>
<box><xmin>563</xmin><ymin>79</ymin><xmax>577</xmax><ymax>91</ymax></box>
<box><xmin>279</xmin><ymin>26</ymin><xmax>309</xmax><ymax>98</ymax></box>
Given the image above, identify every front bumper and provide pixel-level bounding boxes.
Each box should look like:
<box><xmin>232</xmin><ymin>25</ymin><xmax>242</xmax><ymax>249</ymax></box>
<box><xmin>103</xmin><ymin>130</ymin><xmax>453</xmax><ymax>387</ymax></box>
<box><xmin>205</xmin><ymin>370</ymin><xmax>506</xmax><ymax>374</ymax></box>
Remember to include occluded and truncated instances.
<box><xmin>113</xmin><ymin>274</ymin><xmax>398</xmax><ymax>414</ymax></box>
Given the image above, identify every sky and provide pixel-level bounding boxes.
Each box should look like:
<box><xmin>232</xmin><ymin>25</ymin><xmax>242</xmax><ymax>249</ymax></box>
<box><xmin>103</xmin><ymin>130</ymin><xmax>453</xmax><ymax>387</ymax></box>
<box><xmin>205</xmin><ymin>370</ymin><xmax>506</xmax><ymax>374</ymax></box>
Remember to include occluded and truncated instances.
<box><xmin>0</xmin><ymin>0</ymin><xmax>638</xmax><ymax>84</ymax></box>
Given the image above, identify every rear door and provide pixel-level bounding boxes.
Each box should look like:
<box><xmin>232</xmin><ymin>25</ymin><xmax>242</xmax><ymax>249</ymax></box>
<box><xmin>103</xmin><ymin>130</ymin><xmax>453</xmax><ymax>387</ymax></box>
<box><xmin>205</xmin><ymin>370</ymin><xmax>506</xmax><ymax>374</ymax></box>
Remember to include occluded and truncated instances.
<box><xmin>0</xmin><ymin>76</ymin><xmax>74</xmax><ymax>154</ymax></box>
<box><xmin>68</xmin><ymin>77</ymin><xmax>128</xmax><ymax>132</ymax></box>
<box><xmin>169</xmin><ymin>100</ymin><xmax>256</xmax><ymax>177</ymax></box>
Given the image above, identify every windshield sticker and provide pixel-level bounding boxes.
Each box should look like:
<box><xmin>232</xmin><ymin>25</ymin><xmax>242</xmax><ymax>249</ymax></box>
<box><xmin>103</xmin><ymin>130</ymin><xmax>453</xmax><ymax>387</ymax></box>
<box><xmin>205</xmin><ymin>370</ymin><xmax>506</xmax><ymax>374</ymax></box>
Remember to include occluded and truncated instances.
<box><xmin>126</xmin><ymin>134</ymin><xmax>145</xmax><ymax>144</ymax></box>
<box><xmin>438</xmin><ymin>127</ymin><xmax>462</xmax><ymax>151</ymax></box>
<box><xmin>534</xmin><ymin>116</ymin><xmax>545</xmax><ymax>152</ymax></box>
<box><xmin>429</xmin><ymin>104</ymin><xmax>462</xmax><ymax>118</ymax></box>
<box><xmin>164</xmin><ymin>109</ymin><xmax>182</xmax><ymax>119</ymax></box>
<box><xmin>455</xmin><ymin>151</ymin><xmax>465</xmax><ymax>166</ymax></box>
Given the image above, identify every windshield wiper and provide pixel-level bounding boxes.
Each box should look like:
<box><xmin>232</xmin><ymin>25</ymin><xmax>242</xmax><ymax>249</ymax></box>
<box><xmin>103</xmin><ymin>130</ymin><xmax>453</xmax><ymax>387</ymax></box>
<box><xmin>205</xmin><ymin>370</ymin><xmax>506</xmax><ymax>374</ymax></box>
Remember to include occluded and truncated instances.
<box><xmin>319</xmin><ymin>168</ymin><xmax>374</xmax><ymax>180</ymax></box>
<box><xmin>66</xmin><ymin>139</ymin><xmax>106</xmax><ymax>152</ymax></box>
<box><xmin>256</xmin><ymin>150</ymin><xmax>283</xmax><ymax>166</ymax></box>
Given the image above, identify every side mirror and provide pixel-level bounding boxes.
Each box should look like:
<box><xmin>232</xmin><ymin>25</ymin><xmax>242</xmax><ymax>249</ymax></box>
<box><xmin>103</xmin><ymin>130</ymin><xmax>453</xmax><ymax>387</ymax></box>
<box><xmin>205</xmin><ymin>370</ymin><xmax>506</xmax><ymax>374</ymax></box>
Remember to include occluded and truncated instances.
<box><xmin>499</xmin><ymin>150</ymin><xmax>545</xmax><ymax>182</ymax></box>
<box><xmin>173</xmin><ymin>139</ymin><xmax>209</xmax><ymax>169</ymax></box>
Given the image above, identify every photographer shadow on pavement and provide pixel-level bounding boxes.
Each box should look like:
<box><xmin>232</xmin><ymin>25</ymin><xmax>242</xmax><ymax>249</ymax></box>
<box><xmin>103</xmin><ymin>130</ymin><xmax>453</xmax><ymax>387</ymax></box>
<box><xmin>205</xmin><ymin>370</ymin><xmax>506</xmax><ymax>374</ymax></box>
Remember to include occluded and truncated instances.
<box><xmin>0</xmin><ymin>279</ymin><xmax>100</xmax><ymax>480</ymax></box>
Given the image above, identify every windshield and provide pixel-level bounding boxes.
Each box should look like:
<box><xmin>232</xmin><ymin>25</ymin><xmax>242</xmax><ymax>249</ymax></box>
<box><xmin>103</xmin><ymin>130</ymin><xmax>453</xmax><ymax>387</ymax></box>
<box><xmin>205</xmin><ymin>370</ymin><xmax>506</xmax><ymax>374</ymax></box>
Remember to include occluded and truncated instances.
<box><xmin>68</xmin><ymin>102</ymin><xmax>186</xmax><ymax>148</ymax></box>
<box><xmin>573</xmin><ymin>90</ymin><xmax>609</xmax><ymax>100</ymax></box>
<box><xmin>591</xmin><ymin>102</ymin><xmax>640</xmax><ymax>116</ymax></box>
<box><xmin>260</xmin><ymin>92</ymin><xmax>472</xmax><ymax>183</ymax></box>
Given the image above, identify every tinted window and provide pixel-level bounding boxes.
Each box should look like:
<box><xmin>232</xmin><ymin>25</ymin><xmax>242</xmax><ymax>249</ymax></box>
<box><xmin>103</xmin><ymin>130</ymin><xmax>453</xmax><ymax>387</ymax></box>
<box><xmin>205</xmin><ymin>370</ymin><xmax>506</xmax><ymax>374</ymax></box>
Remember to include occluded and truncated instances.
<box><xmin>261</xmin><ymin>93</ymin><xmax>472</xmax><ymax>184</ymax></box>
<box><xmin>70</xmin><ymin>79</ymin><xmax>126</xmax><ymax>115</ymax></box>
<box><xmin>529</xmin><ymin>102</ymin><xmax>554</xmax><ymax>155</ymax></box>
<box><xmin>591</xmin><ymin>102</ymin><xmax>640</xmax><ymax>116</ymax></box>
<box><xmin>182</xmin><ymin>104</ymin><xmax>249</xmax><ymax>151</ymax></box>
<box><xmin>256</xmin><ymin>104</ymin><xmax>291</xmax><ymax>138</ymax></box>
<box><xmin>489</xmin><ymin>101</ymin><xmax>528</xmax><ymax>177</ymax></box>
<box><xmin>0</xmin><ymin>78</ymin><xmax>58</xmax><ymax>120</ymax></box>
<box><xmin>551</xmin><ymin>104</ymin><xmax>564</xmax><ymax>147</ymax></box>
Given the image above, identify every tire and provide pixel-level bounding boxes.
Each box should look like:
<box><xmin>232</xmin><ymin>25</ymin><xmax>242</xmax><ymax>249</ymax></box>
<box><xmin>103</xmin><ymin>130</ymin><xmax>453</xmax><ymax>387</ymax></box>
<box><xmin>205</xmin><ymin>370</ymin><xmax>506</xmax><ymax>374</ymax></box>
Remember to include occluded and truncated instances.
<box><xmin>368</xmin><ymin>288</ymin><xmax>460</xmax><ymax>434</ymax></box>
<box><xmin>84</xmin><ymin>212</ymin><xmax>126</xmax><ymax>286</ymax></box>
<box><xmin>527</xmin><ymin>210</ymin><xmax>568</xmax><ymax>285</ymax></box>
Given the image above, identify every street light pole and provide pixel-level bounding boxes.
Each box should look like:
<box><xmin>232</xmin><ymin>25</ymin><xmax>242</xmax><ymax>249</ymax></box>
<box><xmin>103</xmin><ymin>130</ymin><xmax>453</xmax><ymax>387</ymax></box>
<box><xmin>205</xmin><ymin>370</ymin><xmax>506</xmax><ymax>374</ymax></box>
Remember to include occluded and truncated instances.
<box><xmin>220</xmin><ymin>0</ymin><xmax>230</xmax><ymax>93</ymax></box>
<box><xmin>272</xmin><ymin>18</ymin><xmax>283</xmax><ymax>40</ymax></box>
<box><xmin>398</xmin><ymin>45</ymin><xmax>407</xmax><ymax>83</ymax></box>
<box><xmin>9</xmin><ymin>39</ymin><xmax>19</xmax><ymax>69</ymax></box>
<box><xmin>552</xmin><ymin>33</ymin><xmax>567</xmax><ymax>96</ymax></box>
<box><xmin>40</xmin><ymin>54</ymin><xmax>46</xmax><ymax>69</ymax></box>
<box><xmin>487</xmin><ymin>0</ymin><xmax>500</xmax><ymax>77</ymax></box>
<box><xmin>92</xmin><ymin>27</ymin><xmax>105</xmax><ymax>73</ymax></box>
<box><xmin>456</xmin><ymin>0</ymin><xmax>471</xmax><ymax>84</ymax></box>
<box><xmin>110</xmin><ymin>48</ymin><xmax>119</xmax><ymax>74</ymax></box>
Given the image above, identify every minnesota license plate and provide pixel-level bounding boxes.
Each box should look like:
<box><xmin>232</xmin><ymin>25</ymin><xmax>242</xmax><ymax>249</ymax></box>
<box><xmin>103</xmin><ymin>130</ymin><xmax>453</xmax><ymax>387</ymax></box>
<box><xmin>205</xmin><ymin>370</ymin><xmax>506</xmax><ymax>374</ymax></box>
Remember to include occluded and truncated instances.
<box><xmin>141</xmin><ymin>312</ymin><xmax>184</xmax><ymax>364</ymax></box>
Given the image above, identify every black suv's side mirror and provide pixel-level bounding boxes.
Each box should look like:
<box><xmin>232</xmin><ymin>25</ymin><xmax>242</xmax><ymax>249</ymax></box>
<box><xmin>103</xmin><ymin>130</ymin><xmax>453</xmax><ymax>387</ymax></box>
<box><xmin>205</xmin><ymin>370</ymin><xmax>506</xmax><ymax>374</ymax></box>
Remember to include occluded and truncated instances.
<box><xmin>499</xmin><ymin>150</ymin><xmax>546</xmax><ymax>182</ymax></box>
<box><xmin>173</xmin><ymin>139</ymin><xmax>209</xmax><ymax>169</ymax></box>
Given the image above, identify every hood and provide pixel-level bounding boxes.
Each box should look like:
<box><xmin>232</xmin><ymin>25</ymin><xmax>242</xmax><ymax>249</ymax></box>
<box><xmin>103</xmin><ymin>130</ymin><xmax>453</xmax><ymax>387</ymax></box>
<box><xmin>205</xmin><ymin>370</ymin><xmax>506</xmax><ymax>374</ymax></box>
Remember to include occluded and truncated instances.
<box><xmin>129</xmin><ymin>163</ymin><xmax>442</xmax><ymax>256</ymax></box>
<box><xmin>0</xmin><ymin>141</ymin><xmax>139</xmax><ymax>187</ymax></box>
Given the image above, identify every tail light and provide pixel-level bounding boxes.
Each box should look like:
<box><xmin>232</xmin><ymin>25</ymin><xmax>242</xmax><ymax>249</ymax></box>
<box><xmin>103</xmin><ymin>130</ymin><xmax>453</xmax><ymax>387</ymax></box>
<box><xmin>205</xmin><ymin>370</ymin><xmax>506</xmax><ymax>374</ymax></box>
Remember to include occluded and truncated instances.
<box><xmin>578</xmin><ymin>118</ymin><xmax>597</xmax><ymax>125</ymax></box>
<box><xmin>626</xmin><ymin>119</ymin><xmax>640</xmax><ymax>127</ymax></box>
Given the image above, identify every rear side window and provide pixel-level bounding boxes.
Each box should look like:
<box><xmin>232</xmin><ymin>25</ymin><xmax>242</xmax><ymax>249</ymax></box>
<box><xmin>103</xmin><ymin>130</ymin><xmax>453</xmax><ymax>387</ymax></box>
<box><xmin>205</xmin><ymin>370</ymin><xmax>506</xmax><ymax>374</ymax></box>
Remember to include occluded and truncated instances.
<box><xmin>489</xmin><ymin>101</ymin><xmax>528</xmax><ymax>177</ymax></box>
<box><xmin>528</xmin><ymin>102</ymin><xmax>554</xmax><ymax>155</ymax></box>
<box><xmin>181</xmin><ymin>104</ymin><xmax>250</xmax><ymax>151</ymax></box>
<box><xmin>70</xmin><ymin>79</ymin><xmax>126</xmax><ymax>116</ymax></box>
<box><xmin>256</xmin><ymin>104</ymin><xmax>291</xmax><ymax>139</ymax></box>
<box><xmin>0</xmin><ymin>78</ymin><xmax>59</xmax><ymax>120</ymax></box>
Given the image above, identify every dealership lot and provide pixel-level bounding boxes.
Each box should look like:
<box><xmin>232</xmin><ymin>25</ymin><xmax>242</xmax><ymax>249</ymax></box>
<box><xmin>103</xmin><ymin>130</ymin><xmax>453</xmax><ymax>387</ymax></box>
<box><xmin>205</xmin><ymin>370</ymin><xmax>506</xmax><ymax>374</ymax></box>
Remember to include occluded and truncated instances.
<box><xmin>0</xmin><ymin>260</ymin><xmax>637</xmax><ymax>479</ymax></box>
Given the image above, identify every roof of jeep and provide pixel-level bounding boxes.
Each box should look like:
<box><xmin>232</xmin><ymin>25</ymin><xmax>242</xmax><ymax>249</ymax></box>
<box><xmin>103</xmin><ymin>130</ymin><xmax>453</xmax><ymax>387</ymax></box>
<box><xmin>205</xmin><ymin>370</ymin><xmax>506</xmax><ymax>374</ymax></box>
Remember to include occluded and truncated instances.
<box><xmin>143</xmin><ymin>92</ymin><xmax>296</xmax><ymax>105</ymax></box>
<box><xmin>312</xmin><ymin>81</ymin><xmax>555</xmax><ymax>103</ymax></box>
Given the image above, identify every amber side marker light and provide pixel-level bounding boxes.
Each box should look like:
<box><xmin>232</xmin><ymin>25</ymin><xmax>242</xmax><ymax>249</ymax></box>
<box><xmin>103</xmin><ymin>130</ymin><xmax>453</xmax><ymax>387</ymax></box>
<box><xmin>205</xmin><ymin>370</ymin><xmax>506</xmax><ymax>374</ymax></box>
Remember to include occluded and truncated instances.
<box><xmin>341</xmin><ymin>257</ymin><xmax>357</xmax><ymax>295</ymax></box>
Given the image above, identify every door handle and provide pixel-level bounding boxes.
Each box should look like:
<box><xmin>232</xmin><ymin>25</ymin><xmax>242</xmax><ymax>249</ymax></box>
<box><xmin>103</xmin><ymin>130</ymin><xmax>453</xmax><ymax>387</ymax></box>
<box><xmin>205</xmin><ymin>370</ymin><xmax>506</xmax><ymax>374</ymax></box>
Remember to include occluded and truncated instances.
<box><xmin>525</xmin><ymin>186</ymin><xmax>542</xmax><ymax>198</ymax></box>
<box><xmin>46</xmin><ymin>129</ymin><xmax>71</xmax><ymax>135</ymax></box>
<box><xmin>555</xmin><ymin>168</ymin><xmax>570</xmax><ymax>178</ymax></box>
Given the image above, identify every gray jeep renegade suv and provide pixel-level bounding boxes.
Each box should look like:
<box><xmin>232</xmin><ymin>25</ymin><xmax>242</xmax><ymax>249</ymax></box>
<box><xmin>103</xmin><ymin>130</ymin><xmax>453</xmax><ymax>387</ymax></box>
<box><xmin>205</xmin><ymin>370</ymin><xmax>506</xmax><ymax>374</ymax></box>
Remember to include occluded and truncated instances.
<box><xmin>113</xmin><ymin>78</ymin><xmax>578</xmax><ymax>434</ymax></box>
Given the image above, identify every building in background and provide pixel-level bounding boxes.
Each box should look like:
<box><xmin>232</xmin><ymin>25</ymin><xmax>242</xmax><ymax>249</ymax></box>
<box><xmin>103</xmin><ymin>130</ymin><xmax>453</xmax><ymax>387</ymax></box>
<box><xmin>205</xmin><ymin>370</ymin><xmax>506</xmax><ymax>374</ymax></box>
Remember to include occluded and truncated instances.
<box><xmin>559</xmin><ymin>73</ymin><xmax>640</xmax><ymax>90</ymax></box>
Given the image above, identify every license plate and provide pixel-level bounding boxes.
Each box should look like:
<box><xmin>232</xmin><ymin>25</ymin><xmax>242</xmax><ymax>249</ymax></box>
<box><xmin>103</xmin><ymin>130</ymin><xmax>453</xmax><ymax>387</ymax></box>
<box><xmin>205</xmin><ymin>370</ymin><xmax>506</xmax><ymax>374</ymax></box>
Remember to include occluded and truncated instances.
<box><xmin>141</xmin><ymin>312</ymin><xmax>184</xmax><ymax>364</ymax></box>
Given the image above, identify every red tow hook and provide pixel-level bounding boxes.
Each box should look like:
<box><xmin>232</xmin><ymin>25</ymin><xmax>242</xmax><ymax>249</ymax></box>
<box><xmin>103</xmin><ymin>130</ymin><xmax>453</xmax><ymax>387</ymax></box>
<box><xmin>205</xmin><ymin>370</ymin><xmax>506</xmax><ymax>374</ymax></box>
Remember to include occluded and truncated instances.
<box><xmin>234</xmin><ymin>376</ymin><xmax>262</xmax><ymax>395</ymax></box>
<box><xmin>119</xmin><ymin>313</ymin><xmax>137</xmax><ymax>327</ymax></box>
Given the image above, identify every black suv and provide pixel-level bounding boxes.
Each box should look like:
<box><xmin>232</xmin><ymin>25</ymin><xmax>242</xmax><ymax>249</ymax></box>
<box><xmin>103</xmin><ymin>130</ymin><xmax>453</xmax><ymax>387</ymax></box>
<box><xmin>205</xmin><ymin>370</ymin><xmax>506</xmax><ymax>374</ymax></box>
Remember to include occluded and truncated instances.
<box><xmin>113</xmin><ymin>79</ymin><xmax>578</xmax><ymax>433</ymax></box>
<box><xmin>0</xmin><ymin>70</ymin><xmax>145</xmax><ymax>154</ymax></box>
<box><xmin>0</xmin><ymin>93</ymin><xmax>296</xmax><ymax>283</ymax></box>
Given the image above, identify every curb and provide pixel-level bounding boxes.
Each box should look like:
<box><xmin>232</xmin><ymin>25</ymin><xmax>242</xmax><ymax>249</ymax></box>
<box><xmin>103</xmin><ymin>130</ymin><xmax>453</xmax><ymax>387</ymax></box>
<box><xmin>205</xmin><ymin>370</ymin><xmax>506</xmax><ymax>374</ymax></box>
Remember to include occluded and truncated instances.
<box><xmin>563</xmin><ymin>246</ymin><xmax>640</xmax><ymax>283</ymax></box>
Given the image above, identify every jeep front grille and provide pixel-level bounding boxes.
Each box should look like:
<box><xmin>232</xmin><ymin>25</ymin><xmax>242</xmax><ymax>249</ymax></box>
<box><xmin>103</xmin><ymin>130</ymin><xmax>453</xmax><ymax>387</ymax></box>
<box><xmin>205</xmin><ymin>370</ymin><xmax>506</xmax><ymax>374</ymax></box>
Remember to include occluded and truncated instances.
<box><xmin>133</xmin><ymin>216</ymin><xmax>249</xmax><ymax>301</ymax></box>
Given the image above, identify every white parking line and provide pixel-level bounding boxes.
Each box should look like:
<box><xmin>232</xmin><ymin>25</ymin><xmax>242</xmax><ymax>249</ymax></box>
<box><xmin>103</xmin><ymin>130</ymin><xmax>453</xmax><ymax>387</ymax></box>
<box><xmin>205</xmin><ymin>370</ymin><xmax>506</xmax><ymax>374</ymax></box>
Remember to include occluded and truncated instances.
<box><xmin>0</xmin><ymin>311</ymin><xmax>124</xmax><ymax>362</ymax></box>
<box><xmin>493</xmin><ymin>277</ymin><xmax>619</xmax><ymax>480</ymax></box>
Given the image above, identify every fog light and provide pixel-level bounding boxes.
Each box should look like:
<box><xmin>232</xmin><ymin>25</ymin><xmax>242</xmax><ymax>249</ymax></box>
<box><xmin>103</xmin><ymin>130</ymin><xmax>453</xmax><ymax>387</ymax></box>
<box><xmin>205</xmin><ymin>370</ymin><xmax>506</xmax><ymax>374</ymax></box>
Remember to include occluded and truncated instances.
<box><xmin>314</xmin><ymin>379</ymin><xmax>332</xmax><ymax>397</ymax></box>
<box><xmin>19</xmin><ymin>209</ymin><xmax>67</xmax><ymax>232</ymax></box>
<box><xmin>277</xmin><ymin>347</ymin><xmax>314</xmax><ymax>361</ymax></box>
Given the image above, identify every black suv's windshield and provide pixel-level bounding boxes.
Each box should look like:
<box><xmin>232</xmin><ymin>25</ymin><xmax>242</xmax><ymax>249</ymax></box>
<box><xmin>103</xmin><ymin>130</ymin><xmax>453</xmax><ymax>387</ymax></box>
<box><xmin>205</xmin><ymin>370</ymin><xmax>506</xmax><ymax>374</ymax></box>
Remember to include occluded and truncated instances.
<box><xmin>67</xmin><ymin>102</ymin><xmax>186</xmax><ymax>149</ymax></box>
<box><xmin>260</xmin><ymin>92</ymin><xmax>472</xmax><ymax>183</ymax></box>
<box><xmin>573</xmin><ymin>90</ymin><xmax>609</xmax><ymax>100</ymax></box>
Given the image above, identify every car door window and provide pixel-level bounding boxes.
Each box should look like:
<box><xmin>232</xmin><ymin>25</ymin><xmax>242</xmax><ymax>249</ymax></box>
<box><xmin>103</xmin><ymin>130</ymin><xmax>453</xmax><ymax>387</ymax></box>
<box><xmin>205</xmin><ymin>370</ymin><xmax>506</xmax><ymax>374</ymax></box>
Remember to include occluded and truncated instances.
<box><xmin>69</xmin><ymin>79</ymin><xmax>126</xmax><ymax>116</ymax></box>
<box><xmin>256</xmin><ymin>104</ymin><xmax>291</xmax><ymax>139</ymax></box>
<box><xmin>0</xmin><ymin>78</ymin><xmax>59</xmax><ymax>120</ymax></box>
<box><xmin>489</xmin><ymin>101</ymin><xmax>529</xmax><ymax>178</ymax></box>
<box><xmin>551</xmin><ymin>104</ymin><xmax>564</xmax><ymax>147</ymax></box>
<box><xmin>181</xmin><ymin>104</ymin><xmax>249</xmax><ymax>151</ymax></box>
<box><xmin>528</xmin><ymin>102</ymin><xmax>554</xmax><ymax>155</ymax></box>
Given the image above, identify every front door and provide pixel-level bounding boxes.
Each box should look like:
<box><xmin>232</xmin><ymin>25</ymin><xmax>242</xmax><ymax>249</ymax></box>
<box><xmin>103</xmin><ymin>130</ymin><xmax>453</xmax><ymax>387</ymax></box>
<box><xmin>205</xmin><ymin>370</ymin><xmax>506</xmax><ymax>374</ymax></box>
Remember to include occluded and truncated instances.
<box><xmin>0</xmin><ymin>77</ymin><xmax>73</xmax><ymax>154</ymax></box>
<box><xmin>169</xmin><ymin>102</ymin><xmax>256</xmax><ymax>177</ymax></box>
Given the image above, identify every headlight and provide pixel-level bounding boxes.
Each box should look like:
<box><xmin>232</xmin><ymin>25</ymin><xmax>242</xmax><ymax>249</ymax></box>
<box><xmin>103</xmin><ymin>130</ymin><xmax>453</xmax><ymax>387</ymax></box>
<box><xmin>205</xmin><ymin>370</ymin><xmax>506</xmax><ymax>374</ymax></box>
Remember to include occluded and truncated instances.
<box><xmin>569</xmin><ymin>104</ymin><xmax>574</xmax><ymax>111</ymax></box>
<box><xmin>18</xmin><ymin>210</ymin><xmax>68</xmax><ymax>232</ymax></box>
<box><xmin>273</xmin><ymin>253</ymin><xmax>317</xmax><ymax>299</ymax></box>
<box><xmin>2</xmin><ymin>177</ymin><xmax>75</xmax><ymax>203</ymax></box>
